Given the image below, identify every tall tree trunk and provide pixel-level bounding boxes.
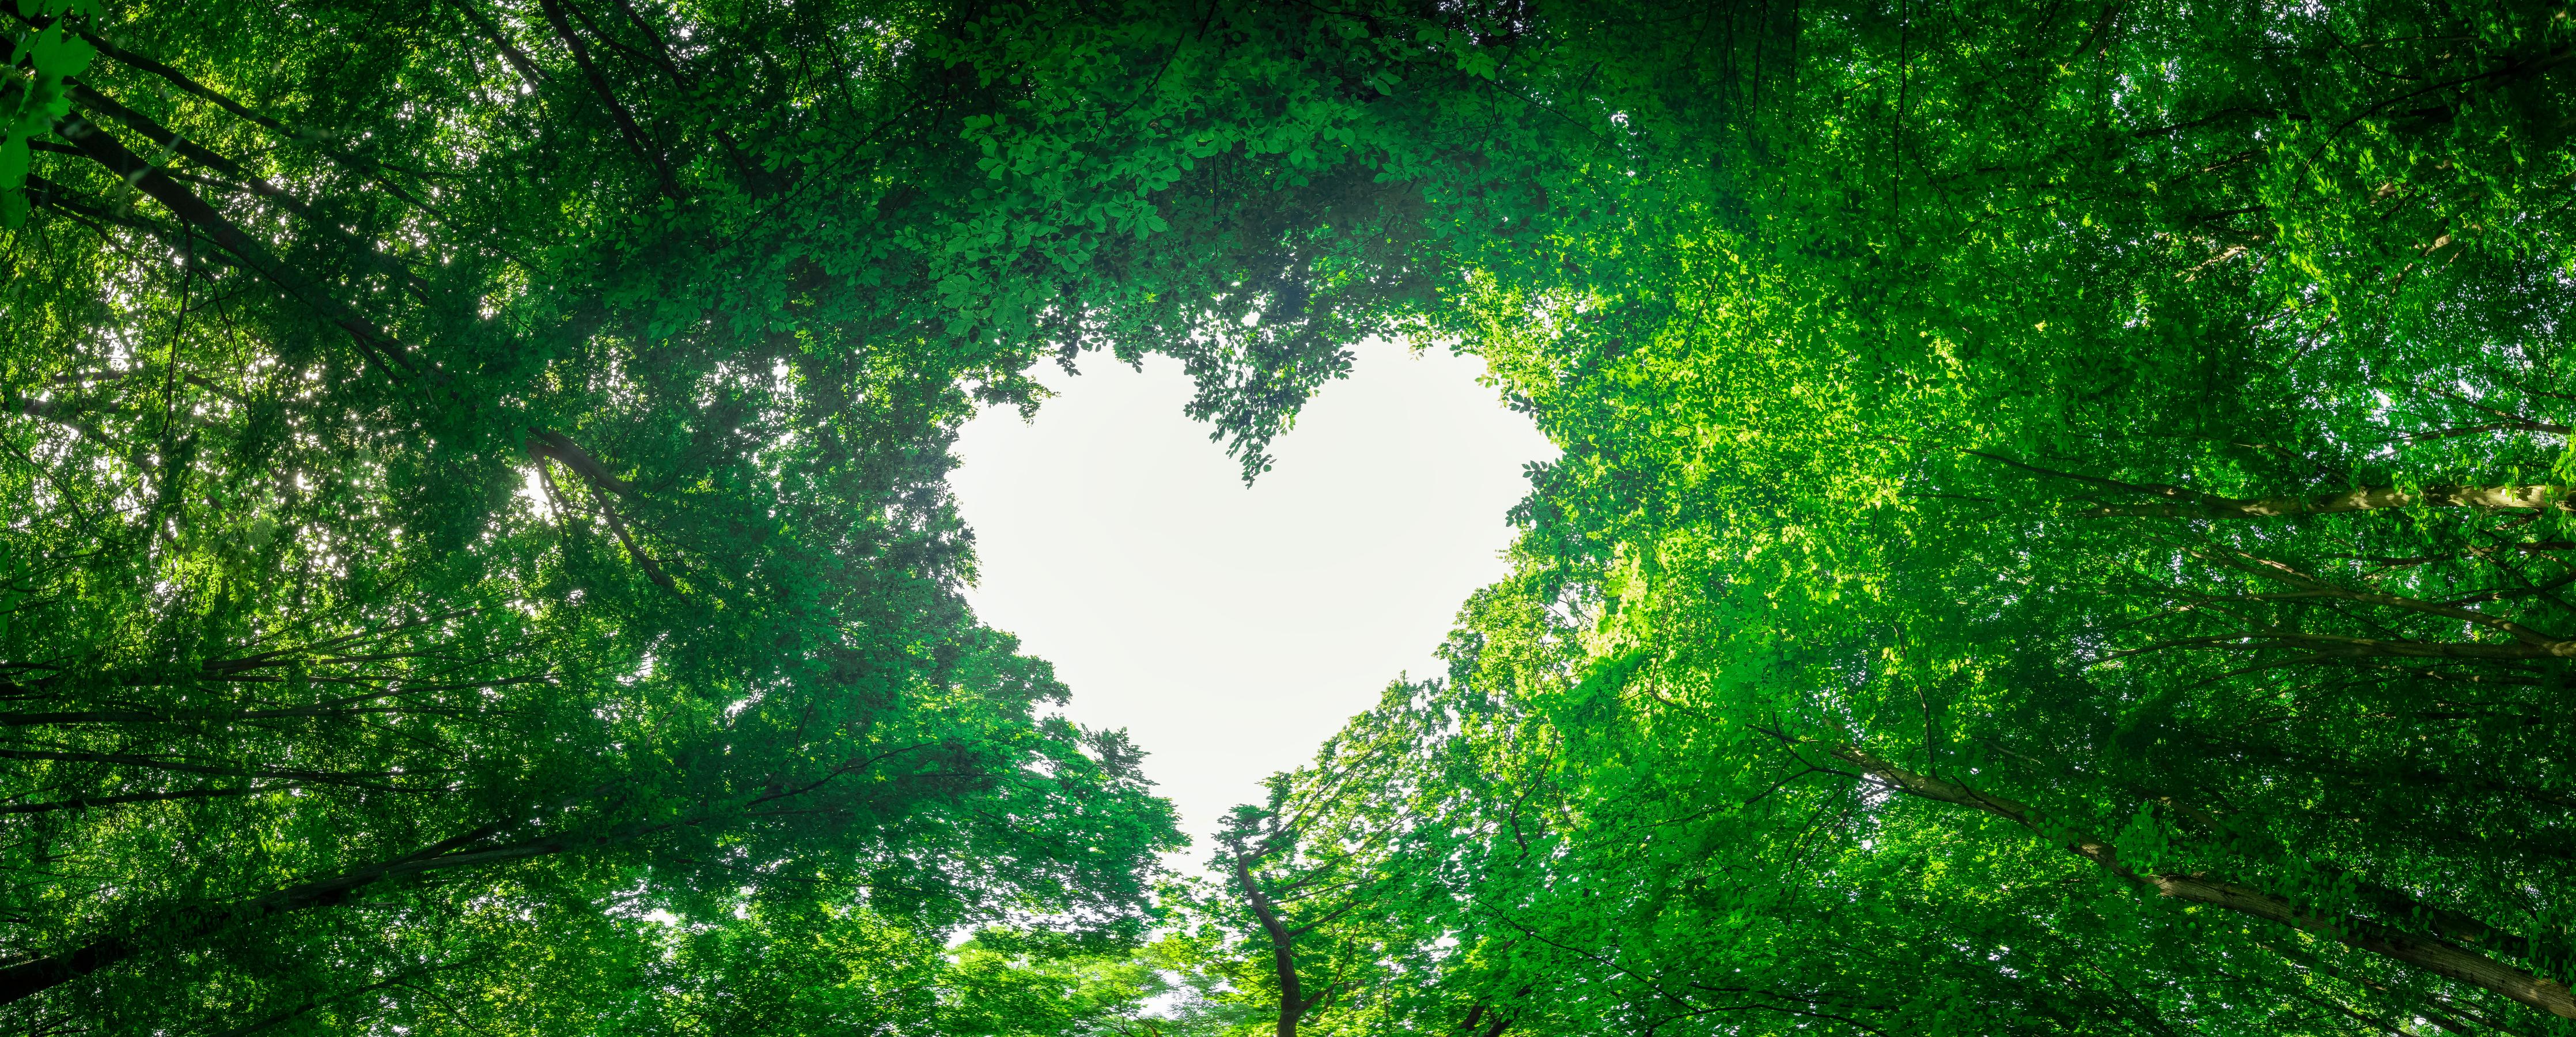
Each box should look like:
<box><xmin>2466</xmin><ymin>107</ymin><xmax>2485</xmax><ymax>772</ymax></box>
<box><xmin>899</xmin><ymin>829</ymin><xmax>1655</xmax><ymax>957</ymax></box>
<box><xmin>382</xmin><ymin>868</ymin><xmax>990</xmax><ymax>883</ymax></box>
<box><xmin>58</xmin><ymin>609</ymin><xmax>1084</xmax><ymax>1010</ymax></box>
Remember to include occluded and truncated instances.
<box><xmin>1231</xmin><ymin>855</ymin><xmax>1310</xmax><ymax>1037</ymax></box>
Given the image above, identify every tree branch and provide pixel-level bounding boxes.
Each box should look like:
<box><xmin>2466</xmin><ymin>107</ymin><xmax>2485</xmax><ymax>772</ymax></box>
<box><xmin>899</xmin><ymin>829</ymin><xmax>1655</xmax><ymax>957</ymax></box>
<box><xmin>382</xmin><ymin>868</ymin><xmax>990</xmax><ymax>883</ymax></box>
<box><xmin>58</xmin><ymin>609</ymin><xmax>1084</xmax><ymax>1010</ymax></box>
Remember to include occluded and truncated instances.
<box><xmin>532</xmin><ymin>0</ymin><xmax>679</xmax><ymax>198</ymax></box>
<box><xmin>52</xmin><ymin>115</ymin><xmax>420</xmax><ymax>379</ymax></box>
<box><xmin>1831</xmin><ymin>744</ymin><xmax>2576</xmax><ymax>1019</ymax></box>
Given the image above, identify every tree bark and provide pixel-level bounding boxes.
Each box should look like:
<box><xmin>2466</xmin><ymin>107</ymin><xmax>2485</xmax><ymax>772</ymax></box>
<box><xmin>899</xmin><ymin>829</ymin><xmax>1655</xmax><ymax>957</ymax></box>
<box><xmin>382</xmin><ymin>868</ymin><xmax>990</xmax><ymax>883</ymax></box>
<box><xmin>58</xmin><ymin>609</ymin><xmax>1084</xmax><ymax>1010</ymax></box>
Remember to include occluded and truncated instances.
<box><xmin>0</xmin><ymin>751</ymin><xmax>901</xmax><ymax>1005</ymax></box>
<box><xmin>0</xmin><ymin>786</ymin><xmax>266</xmax><ymax>816</ymax></box>
<box><xmin>1965</xmin><ymin>452</ymin><xmax>2571</xmax><ymax>519</ymax></box>
<box><xmin>70</xmin><ymin>84</ymin><xmax>431</xmax><ymax>295</ymax></box>
<box><xmin>525</xmin><ymin>429</ymin><xmax>633</xmax><ymax>494</ymax></box>
<box><xmin>0</xmin><ymin>826</ymin><xmax>566</xmax><ymax>1006</ymax></box>
<box><xmin>1831</xmin><ymin>745</ymin><xmax>2576</xmax><ymax>1019</ymax></box>
<box><xmin>54</xmin><ymin>115</ymin><xmax>419</xmax><ymax>378</ymax></box>
<box><xmin>2090</xmin><ymin>484</ymin><xmax>2567</xmax><ymax>518</ymax></box>
<box><xmin>62</xmin><ymin>18</ymin><xmax>448</xmax><ymax>215</ymax></box>
<box><xmin>532</xmin><ymin>0</ymin><xmax>678</xmax><ymax>198</ymax></box>
<box><xmin>0</xmin><ymin>748</ymin><xmax>416</xmax><ymax>787</ymax></box>
<box><xmin>444</xmin><ymin>0</ymin><xmax>551</xmax><ymax>87</ymax></box>
<box><xmin>1231</xmin><ymin>854</ymin><xmax>1312</xmax><ymax>1037</ymax></box>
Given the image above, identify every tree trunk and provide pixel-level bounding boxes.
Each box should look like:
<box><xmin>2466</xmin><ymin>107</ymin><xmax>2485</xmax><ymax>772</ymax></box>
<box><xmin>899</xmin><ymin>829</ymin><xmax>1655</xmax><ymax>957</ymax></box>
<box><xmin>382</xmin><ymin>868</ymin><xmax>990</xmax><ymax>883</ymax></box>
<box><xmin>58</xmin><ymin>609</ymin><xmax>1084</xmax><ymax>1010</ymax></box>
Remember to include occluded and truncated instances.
<box><xmin>0</xmin><ymin>828</ymin><xmax>565</xmax><ymax>1006</ymax></box>
<box><xmin>2090</xmin><ymin>485</ymin><xmax>2566</xmax><ymax>518</ymax></box>
<box><xmin>1830</xmin><ymin>745</ymin><xmax>2576</xmax><ymax>1019</ymax></box>
<box><xmin>1230</xmin><ymin>855</ymin><xmax>1309</xmax><ymax>1037</ymax></box>
<box><xmin>54</xmin><ymin>115</ymin><xmax>419</xmax><ymax>378</ymax></box>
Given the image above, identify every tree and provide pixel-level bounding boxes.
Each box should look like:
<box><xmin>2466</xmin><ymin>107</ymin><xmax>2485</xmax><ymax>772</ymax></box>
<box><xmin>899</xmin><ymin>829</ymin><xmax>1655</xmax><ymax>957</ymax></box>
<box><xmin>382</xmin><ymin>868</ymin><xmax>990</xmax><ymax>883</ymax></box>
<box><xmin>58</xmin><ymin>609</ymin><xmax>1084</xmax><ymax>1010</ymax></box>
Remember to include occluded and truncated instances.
<box><xmin>22</xmin><ymin>0</ymin><xmax>2576</xmax><ymax>1031</ymax></box>
<box><xmin>1189</xmin><ymin>0</ymin><xmax>2576</xmax><ymax>1032</ymax></box>
<box><xmin>0</xmin><ymin>0</ymin><xmax>1535</xmax><ymax>1029</ymax></box>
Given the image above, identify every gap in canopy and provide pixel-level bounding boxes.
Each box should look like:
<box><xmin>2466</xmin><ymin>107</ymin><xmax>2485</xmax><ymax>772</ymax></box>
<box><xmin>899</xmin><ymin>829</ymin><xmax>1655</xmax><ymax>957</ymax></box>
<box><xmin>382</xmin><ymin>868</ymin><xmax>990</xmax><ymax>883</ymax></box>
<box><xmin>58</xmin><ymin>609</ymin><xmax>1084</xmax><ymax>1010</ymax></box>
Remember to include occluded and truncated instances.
<box><xmin>949</xmin><ymin>341</ymin><xmax>1556</xmax><ymax>851</ymax></box>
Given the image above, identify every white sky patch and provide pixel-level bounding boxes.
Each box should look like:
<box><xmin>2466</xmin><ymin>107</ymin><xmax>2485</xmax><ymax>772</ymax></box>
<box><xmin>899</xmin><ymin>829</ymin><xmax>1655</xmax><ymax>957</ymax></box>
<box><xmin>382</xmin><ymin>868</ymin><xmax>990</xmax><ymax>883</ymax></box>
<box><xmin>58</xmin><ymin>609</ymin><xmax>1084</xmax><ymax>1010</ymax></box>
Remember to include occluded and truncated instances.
<box><xmin>949</xmin><ymin>342</ymin><xmax>1555</xmax><ymax>851</ymax></box>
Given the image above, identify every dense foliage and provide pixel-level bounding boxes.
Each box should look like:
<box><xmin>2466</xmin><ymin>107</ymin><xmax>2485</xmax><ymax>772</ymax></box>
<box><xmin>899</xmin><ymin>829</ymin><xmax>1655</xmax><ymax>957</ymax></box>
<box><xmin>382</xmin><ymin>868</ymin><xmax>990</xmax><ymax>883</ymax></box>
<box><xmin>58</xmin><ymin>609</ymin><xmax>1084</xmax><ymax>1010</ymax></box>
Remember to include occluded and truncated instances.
<box><xmin>1181</xmin><ymin>2</ymin><xmax>2576</xmax><ymax>1037</ymax></box>
<box><xmin>0</xmin><ymin>0</ymin><xmax>1482</xmax><ymax>1031</ymax></box>
<box><xmin>12</xmin><ymin>0</ymin><xmax>2576</xmax><ymax>1034</ymax></box>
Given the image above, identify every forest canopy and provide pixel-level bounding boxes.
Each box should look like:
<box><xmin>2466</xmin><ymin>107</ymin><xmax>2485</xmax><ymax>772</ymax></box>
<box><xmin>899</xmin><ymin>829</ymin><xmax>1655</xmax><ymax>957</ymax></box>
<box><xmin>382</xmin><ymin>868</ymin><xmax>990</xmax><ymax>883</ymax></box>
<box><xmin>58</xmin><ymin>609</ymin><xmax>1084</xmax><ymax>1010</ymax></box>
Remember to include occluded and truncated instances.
<box><xmin>5</xmin><ymin>0</ymin><xmax>2576</xmax><ymax>1035</ymax></box>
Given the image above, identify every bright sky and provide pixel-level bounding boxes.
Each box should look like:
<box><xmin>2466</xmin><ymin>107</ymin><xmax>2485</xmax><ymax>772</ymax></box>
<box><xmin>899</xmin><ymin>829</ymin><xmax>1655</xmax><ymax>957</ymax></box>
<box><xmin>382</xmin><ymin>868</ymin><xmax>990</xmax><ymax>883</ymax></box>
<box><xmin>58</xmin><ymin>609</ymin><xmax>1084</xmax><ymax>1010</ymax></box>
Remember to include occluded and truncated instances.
<box><xmin>947</xmin><ymin>343</ymin><xmax>1555</xmax><ymax>853</ymax></box>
